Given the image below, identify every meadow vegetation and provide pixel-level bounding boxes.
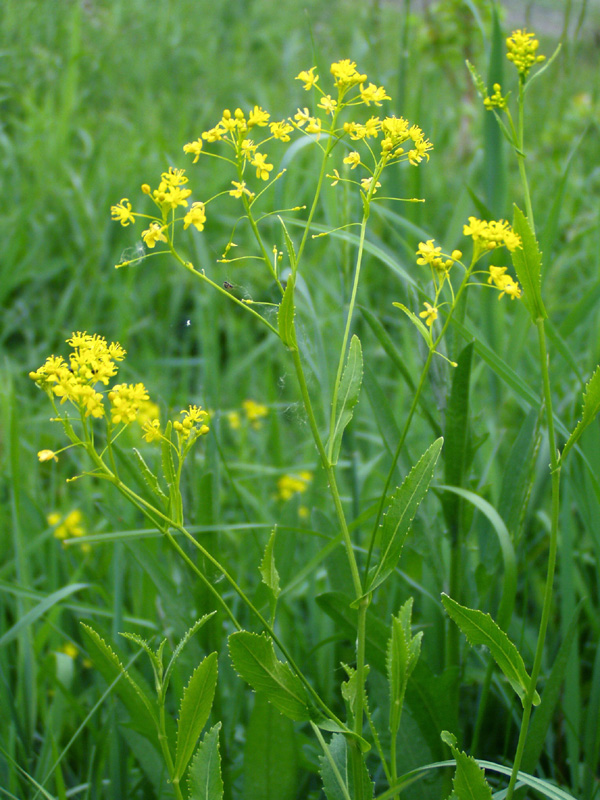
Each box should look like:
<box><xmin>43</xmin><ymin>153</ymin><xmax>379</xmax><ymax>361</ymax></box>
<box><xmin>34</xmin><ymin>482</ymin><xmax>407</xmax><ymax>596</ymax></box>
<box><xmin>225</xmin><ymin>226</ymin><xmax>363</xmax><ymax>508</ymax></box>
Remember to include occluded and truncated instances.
<box><xmin>1</xmin><ymin>1</ymin><xmax>599</xmax><ymax>799</ymax></box>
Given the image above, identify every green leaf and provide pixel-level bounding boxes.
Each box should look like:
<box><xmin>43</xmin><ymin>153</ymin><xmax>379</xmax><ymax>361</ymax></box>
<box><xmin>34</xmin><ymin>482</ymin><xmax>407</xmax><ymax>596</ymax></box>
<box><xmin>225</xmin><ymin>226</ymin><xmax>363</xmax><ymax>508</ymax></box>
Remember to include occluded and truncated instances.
<box><xmin>278</xmin><ymin>215</ymin><xmax>297</xmax><ymax>272</ymax></box>
<box><xmin>388</xmin><ymin>597</ymin><xmax>422</xmax><ymax>737</ymax></box>
<box><xmin>163</xmin><ymin>612</ymin><xmax>216</xmax><ymax>692</ymax></box>
<box><xmin>441</xmin><ymin>732</ymin><xmax>493</xmax><ymax>800</ymax></box>
<box><xmin>188</xmin><ymin>723</ymin><xmax>224</xmax><ymax>800</ymax></box>
<box><xmin>0</xmin><ymin>583</ymin><xmax>88</xmax><ymax>647</ymax></box>
<box><xmin>119</xmin><ymin>632</ymin><xmax>163</xmax><ymax>682</ymax></box>
<box><xmin>328</xmin><ymin>335</ymin><xmax>363</xmax><ymax>465</ymax></box>
<box><xmin>366</xmin><ymin>438</ymin><xmax>443</xmax><ymax>595</ymax></box>
<box><xmin>228</xmin><ymin>631</ymin><xmax>311</xmax><ymax>721</ymax></box>
<box><xmin>161</xmin><ymin>421</ymin><xmax>183</xmax><ymax>525</ymax></box>
<box><xmin>436</xmin><ymin>486</ymin><xmax>516</xmax><ymax>631</ymax></box>
<box><xmin>522</xmin><ymin>605</ymin><xmax>582</xmax><ymax>774</ymax></box>
<box><xmin>132</xmin><ymin>448</ymin><xmax>167</xmax><ymax>502</ymax></box>
<box><xmin>319</xmin><ymin>734</ymin><xmax>373</xmax><ymax>800</ymax></box>
<box><xmin>174</xmin><ymin>652</ymin><xmax>218</xmax><ymax>781</ymax></box>
<box><xmin>511</xmin><ymin>204</ymin><xmax>547</xmax><ymax>322</ymax></box>
<box><xmin>561</xmin><ymin>365</ymin><xmax>600</xmax><ymax>460</ymax></box>
<box><xmin>278</xmin><ymin>275</ymin><xmax>297</xmax><ymax>350</ymax></box>
<box><xmin>260</xmin><ymin>527</ymin><xmax>281</xmax><ymax>599</ymax></box>
<box><xmin>243</xmin><ymin>695</ymin><xmax>299</xmax><ymax>800</ymax></box>
<box><xmin>441</xmin><ymin>594</ymin><xmax>540</xmax><ymax>706</ymax></box>
<box><xmin>80</xmin><ymin>624</ymin><xmax>158</xmax><ymax>737</ymax></box>
<box><xmin>442</xmin><ymin>343</ymin><xmax>473</xmax><ymax>541</ymax></box>
<box><xmin>392</xmin><ymin>302</ymin><xmax>431</xmax><ymax>346</ymax></box>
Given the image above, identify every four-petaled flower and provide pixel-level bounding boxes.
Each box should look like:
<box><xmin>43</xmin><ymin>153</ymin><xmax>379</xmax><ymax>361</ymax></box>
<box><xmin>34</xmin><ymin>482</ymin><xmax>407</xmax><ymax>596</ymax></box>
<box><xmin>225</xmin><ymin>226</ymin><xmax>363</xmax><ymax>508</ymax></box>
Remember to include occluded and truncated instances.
<box><xmin>419</xmin><ymin>302</ymin><xmax>438</xmax><ymax>327</ymax></box>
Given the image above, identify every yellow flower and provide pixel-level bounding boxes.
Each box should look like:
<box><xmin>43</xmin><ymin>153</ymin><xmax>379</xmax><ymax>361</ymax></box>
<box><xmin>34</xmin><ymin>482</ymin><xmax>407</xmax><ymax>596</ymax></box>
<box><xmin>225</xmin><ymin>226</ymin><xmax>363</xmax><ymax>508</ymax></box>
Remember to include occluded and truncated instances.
<box><xmin>305</xmin><ymin>117</ymin><xmax>322</xmax><ymax>137</ymax></box>
<box><xmin>251</xmin><ymin>152</ymin><xmax>274</xmax><ymax>181</ymax></box>
<box><xmin>183</xmin><ymin>202</ymin><xmax>207</xmax><ymax>232</ymax></box>
<box><xmin>38</xmin><ymin>449</ymin><xmax>58</xmax><ymax>463</ymax></box>
<box><xmin>60</xmin><ymin>643</ymin><xmax>79</xmax><ymax>659</ymax></box>
<box><xmin>487</xmin><ymin>266</ymin><xmax>522</xmax><ymax>300</ymax></box>
<box><xmin>248</xmin><ymin>105</ymin><xmax>270</xmax><ymax>128</ymax></box>
<box><xmin>277</xmin><ymin>471</ymin><xmax>312</xmax><ymax>501</ymax></box>
<box><xmin>293</xmin><ymin>107</ymin><xmax>311</xmax><ymax>127</ymax></box>
<box><xmin>360</xmin><ymin>82</ymin><xmax>390</xmax><ymax>107</ymax></box>
<box><xmin>227</xmin><ymin>410</ymin><xmax>241</xmax><ymax>430</ymax></box>
<box><xmin>241</xmin><ymin>139</ymin><xmax>257</xmax><ymax>160</ymax></box>
<box><xmin>463</xmin><ymin>217</ymin><xmax>521</xmax><ymax>255</ymax></box>
<box><xmin>161</xmin><ymin>185</ymin><xmax>192</xmax><ymax>210</ymax></box>
<box><xmin>330</xmin><ymin>59</ymin><xmax>367</xmax><ymax>91</ymax></box>
<box><xmin>419</xmin><ymin>302</ymin><xmax>438</xmax><ymax>327</ymax></box>
<box><xmin>48</xmin><ymin>509</ymin><xmax>85</xmax><ymax>541</ymax></box>
<box><xmin>506</xmin><ymin>29</ymin><xmax>545</xmax><ymax>77</ymax></box>
<box><xmin>229</xmin><ymin>180</ymin><xmax>254</xmax><ymax>200</ymax></box>
<box><xmin>343</xmin><ymin>151</ymin><xmax>361</xmax><ymax>169</ymax></box>
<box><xmin>110</xmin><ymin>198</ymin><xmax>135</xmax><ymax>226</ymax></box>
<box><xmin>329</xmin><ymin>169</ymin><xmax>341</xmax><ymax>186</ymax></box>
<box><xmin>484</xmin><ymin>83</ymin><xmax>507</xmax><ymax>111</ymax></box>
<box><xmin>161</xmin><ymin>167</ymin><xmax>188</xmax><ymax>187</ymax></box>
<box><xmin>242</xmin><ymin>399</ymin><xmax>269</xmax><ymax>429</ymax></box>
<box><xmin>360</xmin><ymin>177</ymin><xmax>381</xmax><ymax>194</ymax></box>
<box><xmin>173</xmin><ymin>405</ymin><xmax>210</xmax><ymax>440</ymax></box>
<box><xmin>416</xmin><ymin>239</ymin><xmax>442</xmax><ymax>266</ymax></box>
<box><xmin>108</xmin><ymin>383</ymin><xmax>149</xmax><ymax>425</ymax></box>
<box><xmin>183</xmin><ymin>138</ymin><xmax>203</xmax><ymax>163</ymax></box>
<box><xmin>270</xmin><ymin>120</ymin><xmax>294</xmax><ymax>141</ymax></box>
<box><xmin>295</xmin><ymin>67</ymin><xmax>319</xmax><ymax>90</ymax></box>
<box><xmin>317</xmin><ymin>95</ymin><xmax>337</xmax><ymax>115</ymax></box>
<box><xmin>142</xmin><ymin>418</ymin><xmax>162</xmax><ymax>443</ymax></box>
<box><xmin>141</xmin><ymin>222</ymin><xmax>168</xmax><ymax>249</ymax></box>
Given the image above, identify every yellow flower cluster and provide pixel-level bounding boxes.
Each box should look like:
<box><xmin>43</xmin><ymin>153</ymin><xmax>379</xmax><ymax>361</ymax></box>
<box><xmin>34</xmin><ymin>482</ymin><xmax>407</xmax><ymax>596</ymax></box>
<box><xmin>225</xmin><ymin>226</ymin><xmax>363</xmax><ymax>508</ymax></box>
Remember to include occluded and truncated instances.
<box><xmin>108</xmin><ymin>383</ymin><xmax>149</xmax><ymax>424</ymax></box>
<box><xmin>487</xmin><ymin>266</ymin><xmax>522</xmax><ymax>300</ymax></box>
<box><xmin>182</xmin><ymin>105</ymin><xmax>285</xmax><ymax>185</ymax></box>
<box><xmin>30</xmin><ymin>332</ymin><xmax>127</xmax><ymax>419</ymax></box>
<box><xmin>173</xmin><ymin>405</ymin><xmax>210</xmax><ymax>441</ymax></box>
<box><xmin>484</xmin><ymin>83</ymin><xmax>507</xmax><ymax>111</ymax></box>
<box><xmin>506</xmin><ymin>29</ymin><xmax>545</xmax><ymax>77</ymax></box>
<box><xmin>416</xmin><ymin>240</ymin><xmax>462</xmax><ymax>273</ymax></box>
<box><xmin>277</xmin><ymin>471</ymin><xmax>312</xmax><ymax>501</ymax></box>
<box><xmin>242</xmin><ymin>399</ymin><xmax>269</xmax><ymax>430</ymax></box>
<box><xmin>463</xmin><ymin>217</ymin><xmax>522</xmax><ymax>254</ymax></box>
<box><xmin>48</xmin><ymin>509</ymin><xmax>85</xmax><ymax>540</ymax></box>
<box><xmin>419</xmin><ymin>302</ymin><xmax>438</xmax><ymax>327</ymax></box>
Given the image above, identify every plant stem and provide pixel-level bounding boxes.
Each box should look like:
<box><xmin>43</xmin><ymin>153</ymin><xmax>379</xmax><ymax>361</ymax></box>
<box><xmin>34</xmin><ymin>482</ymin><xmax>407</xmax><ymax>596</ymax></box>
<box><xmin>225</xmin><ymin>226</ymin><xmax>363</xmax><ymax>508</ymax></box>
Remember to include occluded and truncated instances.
<box><xmin>364</xmin><ymin>259</ymin><xmax>476</xmax><ymax>579</ymax></box>
<box><xmin>505</xmin><ymin>319</ymin><xmax>560</xmax><ymax>800</ymax></box>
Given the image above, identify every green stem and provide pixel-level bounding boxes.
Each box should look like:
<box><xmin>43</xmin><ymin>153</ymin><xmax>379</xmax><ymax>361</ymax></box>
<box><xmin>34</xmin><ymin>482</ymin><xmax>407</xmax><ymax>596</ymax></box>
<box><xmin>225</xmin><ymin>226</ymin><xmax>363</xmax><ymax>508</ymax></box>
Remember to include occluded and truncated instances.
<box><xmin>364</xmin><ymin>259</ymin><xmax>476</xmax><ymax>579</ymax></box>
<box><xmin>327</xmin><ymin>204</ymin><xmax>370</xmax><ymax>461</ymax></box>
<box><xmin>169</xmin><ymin>245</ymin><xmax>280</xmax><ymax>338</ymax></box>
<box><xmin>517</xmin><ymin>78</ymin><xmax>535</xmax><ymax>227</ymax></box>
<box><xmin>505</xmin><ymin>320</ymin><xmax>560</xmax><ymax>800</ymax></box>
<box><xmin>158</xmin><ymin>704</ymin><xmax>185</xmax><ymax>800</ymax></box>
<box><xmin>243</xmin><ymin>196</ymin><xmax>284</xmax><ymax>292</ymax></box>
<box><xmin>295</xmin><ymin>112</ymin><xmax>341</xmax><ymax>269</ymax></box>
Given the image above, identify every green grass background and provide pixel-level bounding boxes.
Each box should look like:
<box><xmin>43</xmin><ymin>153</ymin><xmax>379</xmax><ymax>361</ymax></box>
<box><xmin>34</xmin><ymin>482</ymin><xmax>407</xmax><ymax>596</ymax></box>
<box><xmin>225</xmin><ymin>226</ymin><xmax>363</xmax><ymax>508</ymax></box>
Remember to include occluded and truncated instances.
<box><xmin>1</xmin><ymin>0</ymin><xmax>599</xmax><ymax>798</ymax></box>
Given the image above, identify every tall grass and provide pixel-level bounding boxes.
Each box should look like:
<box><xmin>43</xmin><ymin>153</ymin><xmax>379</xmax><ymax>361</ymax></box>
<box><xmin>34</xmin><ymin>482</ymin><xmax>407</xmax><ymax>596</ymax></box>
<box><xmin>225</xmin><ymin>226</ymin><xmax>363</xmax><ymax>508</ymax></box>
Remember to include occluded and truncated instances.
<box><xmin>1</xmin><ymin>0</ymin><xmax>599</xmax><ymax>798</ymax></box>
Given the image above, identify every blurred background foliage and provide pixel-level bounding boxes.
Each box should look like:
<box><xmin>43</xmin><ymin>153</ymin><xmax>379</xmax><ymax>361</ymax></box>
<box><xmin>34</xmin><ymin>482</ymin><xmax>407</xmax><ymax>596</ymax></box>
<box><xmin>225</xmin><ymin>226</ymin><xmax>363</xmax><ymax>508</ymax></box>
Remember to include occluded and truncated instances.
<box><xmin>1</xmin><ymin>0</ymin><xmax>599</xmax><ymax>798</ymax></box>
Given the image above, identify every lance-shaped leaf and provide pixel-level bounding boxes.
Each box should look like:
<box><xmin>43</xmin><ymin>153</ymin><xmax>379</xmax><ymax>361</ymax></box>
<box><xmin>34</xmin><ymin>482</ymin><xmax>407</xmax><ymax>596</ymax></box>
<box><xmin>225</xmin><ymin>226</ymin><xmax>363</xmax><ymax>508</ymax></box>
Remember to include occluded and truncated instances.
<box><xmin>561</xmin><ymin>365</ymin><xmax>600</xmax><ymax>461</ymax></box>
<box><xmin>278</xmin><ymin>216</ymin><xmax>297</xmax><ymax>272</ymax></box>
<box><xmin>174</xmin><ymin>652</ymin><xmax>218</xmax><ymax>781</ymax></box>
<box><xmin>228</xmin><ymin>631</ymin><xmax>311</xmax><ymax>721</ymax></box>
<box><xmin>163</xmin><ymin>612</ymin><xmax>216</xmax><ymax>692</ymax></box>
<box><xmin>387</xmin><ymin>597</ymin><xmax>422</xmax><ymax>737</ymax></box>
<box><xmin>260</xmin><ymin>527</ymin><xmax>281</xmax><ymax>599</ymax></box>
<box><xmin>511</xmin><ymin>204</ymin><xmax>547</xmax><ymax>322</ymax></box>
<box><xmin>366</xmin><ymin>438</ymin><xmax>443</xmax><ymax>595</ymax></box>
<box><xmin>441</xmin><ymin>732</ymin><xmax>493</xmax><ymax>800</ymax></box>
<box><xmin>319</xmin><ymin>734</ymin><xmax>374</xmax><ymax>800</ymax></box>
<box><xmin>278</xmin><ymin>275</ymin><xmax>297</xmax><ymax>350</ymax></box>
<box><xmin>80</xmin><ymin>624</ymin><xmax>158</xmax><ymax>738</ymax></box>
<box><xmin>188</xmin><ymin>722</ymin><xmax>223</xmax><ymax>800</ymax></box>
<box><xmin>392</xmin><ymin>302</ymin><xmax>431</xmax><ymax>347</ymax></box>
<box><xmin>441</xmin><ymin>595</ymin><xmax>540</xmax><ymax>706</ymax></box>
<box><xmin>328</xmin><ymin>335</ymin><xmax>363</xmax><ymax>465</ymax></box>
<box><xmin>132</xmin><ymin>448</ymin><xmax>167</xmax><ymax>502</ymax></box>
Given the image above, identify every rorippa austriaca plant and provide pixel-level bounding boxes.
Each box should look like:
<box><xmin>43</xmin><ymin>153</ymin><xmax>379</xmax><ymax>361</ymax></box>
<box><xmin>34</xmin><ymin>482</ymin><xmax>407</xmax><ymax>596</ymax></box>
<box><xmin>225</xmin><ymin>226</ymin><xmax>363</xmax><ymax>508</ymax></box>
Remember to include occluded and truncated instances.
<box><xmin>30</xmin><ymin>42</ymin><xmax>598</xmax><ymax>800</ymax></box>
